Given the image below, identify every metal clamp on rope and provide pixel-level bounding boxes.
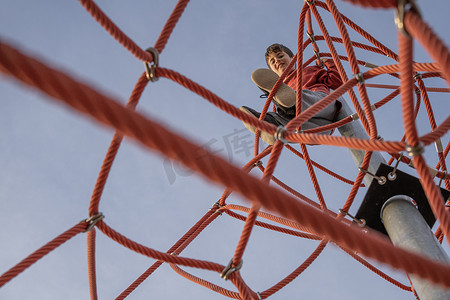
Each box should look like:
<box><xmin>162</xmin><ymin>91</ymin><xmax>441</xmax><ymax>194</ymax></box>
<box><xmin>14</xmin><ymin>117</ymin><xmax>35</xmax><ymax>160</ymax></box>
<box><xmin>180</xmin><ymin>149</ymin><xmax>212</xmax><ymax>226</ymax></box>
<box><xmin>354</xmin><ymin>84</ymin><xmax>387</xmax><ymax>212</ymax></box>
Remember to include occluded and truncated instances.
<box><xmin>405</xmin><ymin>142</ymin><xmax>424</xmax><ymax>157</ymax></box>
<box><xmin>313</xmin><ymin>49</ymin><xmax>321</xmax><ymax>61</ymax></box>
<box><xmin>210</xmin><ymin>201</ymin><xmax>224</xmax><ymax>215</ymax></box>
<box><xmin>254</xmin><ymin>161</ymin><xmax>263</xmax><ymax>168</ymax></box>
<box><xmin>388</xmin><ymin>153</ymin><xmax>403</xmax><ymax>181</ymax></box>
<box><xmin>395</xmin><ymin>0</ymin><xmax>421</xmax><ymax>38</ymax></box>
<box><xmin>306</xmin><ymin>31</ymin><xmax>316</xmax><ymax>44</ymax></box>
<box><xmin>274</xmin><ymin>126</ymin><xmax>289</xmax><ymax>144</ymax></box>
<box><xmin>339</xmin><ymin>209</ymin><xmax>366</xmax><ymax>227</ymax></box>
<box><xmin>304</xmin><ymin>0</ymin><xmax>315</xmax><ymax>5</ymax></box>
<box><xmin>354</xmin><ymin>72</ymin><xmax>365</xmax><ymax>85</ymax></box>
<box><xmin>438</xmin><ymin>171</ymin><xmax>447</xmax><ymax>188</ymax></box>
<box><xmin>364</xmin><ymin>62</ymin><xmax>378</xmax><ymax>69</ymax></box>
<box><xmin>413</xmin><ymin>72</ymin><xmax>422</xmax><ymax>80</ymax></box>
<box><xmin>350</xmin><ymin>104</ymin><xmax>376</xmax><ymax>121</ymax></box>
<box><xmin>257</xmin><ymin>292</ymin><xmax>263</xmax><ymax>300</ymax></box>
<box><xmin>350</xmin><ymin>112</ymin><xmax>360</xmax><ymax>121</ymax></box>
<box><xmin>144</xmin><ymin>47</ymin><xmax>159</xmax><ymax>82</ymax></box>
<box><xmin>82</xmin><ymin>212</ymin><xmax>104</xmax><ymax>232</ymax></box>
<box><xmin>371</xmin><ymin>104</ymin><xmax>377</xmax><ymax>112</ymax></box>
<box><xmin>359</xmin><ymin>167</ymin><xmax>386</xmax><ymax>185</ymax></box>
<box><xmin>435</xmin><ymin>138</ymin><xmax>443</xmax><ymax>153</ymax></box>
<box><xmin>220</xmin><ymin>259</ymin><xmax>243</xmax><ymax>280</ymax></box>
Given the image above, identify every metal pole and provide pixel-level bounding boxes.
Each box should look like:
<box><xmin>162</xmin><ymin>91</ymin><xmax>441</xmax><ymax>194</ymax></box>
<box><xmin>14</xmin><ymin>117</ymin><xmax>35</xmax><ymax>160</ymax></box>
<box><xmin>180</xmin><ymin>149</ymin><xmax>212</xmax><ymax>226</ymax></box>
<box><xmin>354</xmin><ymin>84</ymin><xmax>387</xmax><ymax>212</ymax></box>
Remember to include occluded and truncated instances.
<box><xmin>335</xmin><ymin>98</ymin><xmax>386</xmax><ymax>187</ymax></box>
<box><xmin>381</xmin><ymin>195</ymin><xmax>450</xmax><ymax>300</ymax></box>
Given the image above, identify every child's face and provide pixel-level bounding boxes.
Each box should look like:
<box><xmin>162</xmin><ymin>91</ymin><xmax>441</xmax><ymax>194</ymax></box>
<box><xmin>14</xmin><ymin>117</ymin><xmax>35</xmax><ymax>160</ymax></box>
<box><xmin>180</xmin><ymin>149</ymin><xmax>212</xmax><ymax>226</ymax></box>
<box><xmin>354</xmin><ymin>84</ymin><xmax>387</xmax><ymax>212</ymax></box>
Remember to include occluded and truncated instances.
<box><xmin>267</xmin><ymin>51</ymin><xmax>293</xmax><ymax>77</ymax></box>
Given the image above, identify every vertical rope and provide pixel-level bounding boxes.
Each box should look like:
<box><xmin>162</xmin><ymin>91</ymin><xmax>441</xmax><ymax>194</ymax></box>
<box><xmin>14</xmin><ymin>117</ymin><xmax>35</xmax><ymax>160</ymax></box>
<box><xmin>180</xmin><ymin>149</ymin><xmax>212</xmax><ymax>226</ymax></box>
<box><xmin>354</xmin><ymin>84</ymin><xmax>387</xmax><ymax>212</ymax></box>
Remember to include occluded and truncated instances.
<box><xmin>87</xmin><ymin>229</ymin><xmax>98</xmax><ymax>300</ymax></box>
<box><xmin>89</xmin><ymin>73</ymin><xmax>148</xmax><ymax>215</ymax></box>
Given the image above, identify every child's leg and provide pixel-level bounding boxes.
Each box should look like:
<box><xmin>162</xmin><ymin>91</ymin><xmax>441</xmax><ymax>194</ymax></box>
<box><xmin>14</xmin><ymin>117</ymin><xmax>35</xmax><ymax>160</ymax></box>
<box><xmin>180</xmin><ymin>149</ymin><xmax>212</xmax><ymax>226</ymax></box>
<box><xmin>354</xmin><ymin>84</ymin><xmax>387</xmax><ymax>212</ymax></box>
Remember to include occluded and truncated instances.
<box><xmin>334</xmin><ymin>97</ymin><xmax>386</xmax><ymax>186</ymax></box>
<box><xmin>240</xmin><ymin>106</ymin><xmax>290</xmax><ymax>145</ymax></box>
<box><xmin>251</xmin><ymin>69</ymin><xmax>296</xmax><ymax>108</ymax></box>
<box><xmin>295</xmin><ymin>90</ymin><xmax>340</xmax><ymax>135</ymax></box>
<box><xmin>300</xmin><ymin>118</ymin><xmax>333</xmax><ymax>135</ymax></box>
<box><xmin>301</xmin><ymin>90</ymin><xmax>338</xmax><ymax>122</ymax></box>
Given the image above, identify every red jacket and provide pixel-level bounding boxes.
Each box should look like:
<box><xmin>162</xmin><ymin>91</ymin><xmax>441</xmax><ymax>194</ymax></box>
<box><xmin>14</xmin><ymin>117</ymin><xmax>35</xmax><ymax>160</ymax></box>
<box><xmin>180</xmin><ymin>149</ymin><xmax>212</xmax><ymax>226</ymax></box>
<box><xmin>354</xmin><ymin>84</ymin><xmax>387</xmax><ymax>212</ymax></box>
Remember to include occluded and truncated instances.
<box><xmin>284</xmin><ymin>60</ymin><xmax>342</xmax><ymax>94</ymax></box>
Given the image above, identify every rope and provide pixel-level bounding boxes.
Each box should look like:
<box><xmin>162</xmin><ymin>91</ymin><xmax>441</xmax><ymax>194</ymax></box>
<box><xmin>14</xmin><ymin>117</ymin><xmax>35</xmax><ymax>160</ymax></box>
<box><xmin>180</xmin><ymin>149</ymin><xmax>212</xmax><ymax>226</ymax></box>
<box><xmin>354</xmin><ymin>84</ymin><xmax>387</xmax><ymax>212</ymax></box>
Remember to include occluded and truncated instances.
<box><xmin>261</xmin><ymin>240</ymin><xmax>328</xmax><ymax>298</ymax></box>
<box><xmin>0</xmin><ymin>223</ymin><xmax>86</xmax><ymax>287</ymax></box>
<box><xmin>2</xmin><ymin>34</ymin><xmax>450</xmax><ymax>294</ymax></box>
<box><xmin>1</xmin><ymin>0</ymin><xmax>449</xmax><ymax>298</ymax></box>
<box><xmin>87</xmin><ymin>229</ymin><xmax>98</xmax><ymax>300</ymax></box>
<box><xmin>89</xmin><ymin>73</ymin><xmax>148</xmax><ymax>215</ymax></box>
<box><xmin>116</xmin><ymin>210</ymin><xmax>218</xmax><ymax>299</ymax></box>
<box><xmin>340</xmin><ymin>246</ymin><xmax>412</xmax><ymax>291</ymax></box>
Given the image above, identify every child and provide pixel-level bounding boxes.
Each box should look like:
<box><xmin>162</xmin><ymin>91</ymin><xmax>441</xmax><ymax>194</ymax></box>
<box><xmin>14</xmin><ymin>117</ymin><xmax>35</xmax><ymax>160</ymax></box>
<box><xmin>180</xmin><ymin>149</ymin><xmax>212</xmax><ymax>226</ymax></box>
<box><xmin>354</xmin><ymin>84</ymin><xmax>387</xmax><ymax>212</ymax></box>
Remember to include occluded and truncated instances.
<box><xmin>241</xmin><ymin>43</ymin><xmax>343</xmax><ymax>145</ymax></box>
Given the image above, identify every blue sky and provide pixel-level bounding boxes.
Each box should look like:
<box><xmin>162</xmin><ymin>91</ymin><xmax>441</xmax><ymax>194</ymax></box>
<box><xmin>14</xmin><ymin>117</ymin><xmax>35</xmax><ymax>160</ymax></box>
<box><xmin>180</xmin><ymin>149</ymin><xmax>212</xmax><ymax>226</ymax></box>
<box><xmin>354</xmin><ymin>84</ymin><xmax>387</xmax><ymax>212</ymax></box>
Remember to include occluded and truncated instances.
<box><xmin>1</xmin><ymin>0</ymin><xmax>449</xmax><ymax>299</ymax></box>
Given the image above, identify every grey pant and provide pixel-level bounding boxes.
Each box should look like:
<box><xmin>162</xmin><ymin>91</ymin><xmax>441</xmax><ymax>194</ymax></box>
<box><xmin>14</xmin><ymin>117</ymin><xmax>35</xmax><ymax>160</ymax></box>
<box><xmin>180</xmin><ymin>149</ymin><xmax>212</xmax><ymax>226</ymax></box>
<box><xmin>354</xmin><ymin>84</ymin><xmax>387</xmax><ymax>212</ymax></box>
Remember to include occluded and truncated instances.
<box><xmin>264</xmin><ymin>90</ymin><xmax>342</xmax><ymax>133</ymax></box>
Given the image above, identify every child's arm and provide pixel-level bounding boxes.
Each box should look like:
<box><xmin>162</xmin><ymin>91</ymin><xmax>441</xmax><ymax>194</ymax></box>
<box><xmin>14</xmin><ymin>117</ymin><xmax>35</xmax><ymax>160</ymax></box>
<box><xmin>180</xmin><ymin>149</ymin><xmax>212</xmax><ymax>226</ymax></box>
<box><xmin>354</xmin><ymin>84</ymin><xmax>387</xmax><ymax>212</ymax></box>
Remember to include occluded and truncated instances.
<box><xmin>317</xmin><ymin>58</ymin><xmax>343</xmax><ymax>90</ymax></box>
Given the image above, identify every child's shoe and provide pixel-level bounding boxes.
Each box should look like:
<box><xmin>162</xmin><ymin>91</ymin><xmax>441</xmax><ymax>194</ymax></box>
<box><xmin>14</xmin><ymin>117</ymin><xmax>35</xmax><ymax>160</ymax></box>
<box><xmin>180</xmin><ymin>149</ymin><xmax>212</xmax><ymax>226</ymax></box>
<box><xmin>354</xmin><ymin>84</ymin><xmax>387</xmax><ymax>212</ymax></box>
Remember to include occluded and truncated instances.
<box><xmin>240</xmin><ymin>106</ymin><xmax>276</xmax><ymax>145</ymax></box>
<box><xmin>251</xmin><ymin>68</ymin><xmax>296</xmax><ymax>108</ymax></box>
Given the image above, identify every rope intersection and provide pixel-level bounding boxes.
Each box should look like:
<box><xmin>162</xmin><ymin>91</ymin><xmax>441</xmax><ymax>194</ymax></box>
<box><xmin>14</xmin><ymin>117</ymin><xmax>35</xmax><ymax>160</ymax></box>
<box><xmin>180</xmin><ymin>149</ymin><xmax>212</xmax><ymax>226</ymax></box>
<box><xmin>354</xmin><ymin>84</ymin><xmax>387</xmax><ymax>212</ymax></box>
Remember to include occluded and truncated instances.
<box><xmin>1</xmin><ymin>0</ymin><xmax>449</xmax><ymax>299</ymax></box>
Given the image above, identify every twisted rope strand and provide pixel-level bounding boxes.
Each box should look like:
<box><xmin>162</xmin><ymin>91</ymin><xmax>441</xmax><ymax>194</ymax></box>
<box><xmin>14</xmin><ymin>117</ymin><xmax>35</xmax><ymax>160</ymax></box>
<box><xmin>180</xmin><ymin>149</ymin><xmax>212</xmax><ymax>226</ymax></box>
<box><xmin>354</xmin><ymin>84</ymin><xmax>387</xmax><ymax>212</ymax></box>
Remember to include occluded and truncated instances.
<box><xmin>0</xmin><ymin>223</ymin><xmax>86</xmax><ymax>287</ymax></box>
<box><xmin>116</xmin><ymin>210</ymin><xmax>217</xmax><ymax>299</ymax></box>
<box><xmin>87</xmin><ymin>229</ymin><xmax>98</xmax><ymax>300</ymax></box>
<box><xmin>3</xmin><ymin>41</ymin><xmax>450</xmax><ymax>286</ymax></box>
<box><xmin>78</xmin><ymin>0</ymin><xmax>152</xmax><ymax>61</ymax></box>
<box><xmin>2</xmin><ymin>0</ymin><xmax>450</xmax><ymax>297</ymax></box>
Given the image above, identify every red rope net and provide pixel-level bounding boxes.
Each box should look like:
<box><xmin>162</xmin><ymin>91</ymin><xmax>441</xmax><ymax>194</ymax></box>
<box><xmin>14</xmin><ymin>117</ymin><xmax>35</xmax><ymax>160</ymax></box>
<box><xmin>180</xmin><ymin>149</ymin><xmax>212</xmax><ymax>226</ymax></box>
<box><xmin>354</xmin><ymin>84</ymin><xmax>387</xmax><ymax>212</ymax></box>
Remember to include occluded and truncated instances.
<box><xmin>1</xmin><ymin>0</ymin><xmax>449</xmax><ymax>299</ymax></box>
